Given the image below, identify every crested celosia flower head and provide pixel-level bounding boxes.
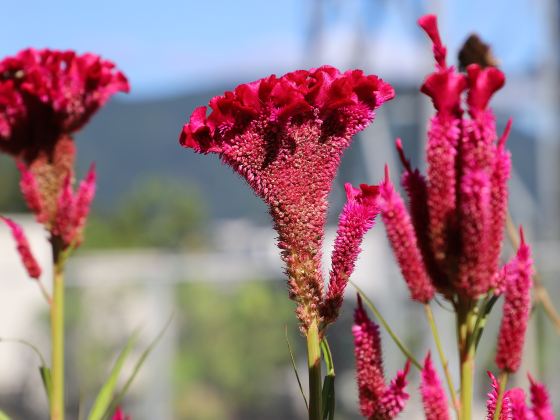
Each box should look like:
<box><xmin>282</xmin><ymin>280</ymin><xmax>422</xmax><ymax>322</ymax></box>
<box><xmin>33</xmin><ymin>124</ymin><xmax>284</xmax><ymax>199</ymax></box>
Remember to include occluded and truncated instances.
<box><xmin>353</xmin><ymin>295</ymin><xmax>409</xmax><ymax>419</ymax></box>
<box><xmin>0</xmin><ymin>49</ymin><xmax>125</xmax><ymax>250</ymax></box>
<box><xmin>495</xmin><ymin>227</ymin><xmax>533</xmax><ymax>373</ymax></box>
<box><xmin>420</xmin><ymin>353</ymin><xmax>450</xmax><ymax>420</ymax></box>
<box><xmin>0</xmin><ymin>48</ymin><xmax>129</xmax><ymax>163</ymax></box>
<box><xmin>1</xmin><ymin>216</ymin><xmax>42</xmax><ymax>279</ymax></box>
<box><xmin>180</xmin><ymin>66</ymin><xmax>393</xmax><ymax>332</ymax></box>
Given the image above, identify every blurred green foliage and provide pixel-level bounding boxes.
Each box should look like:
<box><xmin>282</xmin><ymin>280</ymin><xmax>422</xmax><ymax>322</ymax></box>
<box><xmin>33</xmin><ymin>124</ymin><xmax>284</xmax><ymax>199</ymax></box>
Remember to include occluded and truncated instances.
<box><xmin>83</xmin><ymin>177</ymin><xmax>207</xmax><ymax>250</ymax></box>
<box><xmin>0</xmin><ymin>156</ymin><xmax>27</xmax><ymax>212</ymax></box>
<box><xmin>173</xmin><ymin>281</ymin><xmax>302</xmax><ymax>420</ymax></box>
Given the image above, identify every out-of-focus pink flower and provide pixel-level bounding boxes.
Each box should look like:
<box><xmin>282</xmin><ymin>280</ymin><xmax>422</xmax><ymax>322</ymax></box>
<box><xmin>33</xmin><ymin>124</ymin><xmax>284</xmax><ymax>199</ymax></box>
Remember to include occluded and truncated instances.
<box><xmin>180</xmin><ymin>66</ymin><xmax>393</xmax><ymax>332</ymax></box>
<box><xmin>353</xmin><ymin>296</ymin><xmax>409</xmax><ymax>419</ymax></box>
<box><xmin>1</xmin><ymin>216</ymin><xmax>41</xmax><ymax>279</ymax></box>
<box><xmin>0</xmin><ymin>48</ymin><xmax>129</xmax><ymax>163</ymax></box>
<box><xmin>112</xmin><ymin>406</ymin><xmax>131</xmax><ymax>420</ymax></box>
<box><xmin>528</xmin><ymin>374</ymin><xmax>555</xmax><ymax>420</ymax></box>
<box><xmin>50</xmin><ymin>164</ymin><xmax>96</xmax><ymax>248</ymax></box>
<box><xmin>495</xmin><ymin>227</ymin><xmax>533</xmax><ymax>373</ymax></box>
<box><xmin>321</xmin><ymin>183</ymin><xmax>379</xmax><ymax>324</ymax></box>
<box><xmin>379</xmin><ymin>166</ymin><xmax>435</xmax><ymax>303</ymax></box>
<box><xmin>486</xmin><ymin>371</ymin><xmax>513</xmax><ymax>420</ymax></box>
<box><xmin>420</xmin><ymin>353</ymin><xmax>450</xmax><ymax>420</ymax></box>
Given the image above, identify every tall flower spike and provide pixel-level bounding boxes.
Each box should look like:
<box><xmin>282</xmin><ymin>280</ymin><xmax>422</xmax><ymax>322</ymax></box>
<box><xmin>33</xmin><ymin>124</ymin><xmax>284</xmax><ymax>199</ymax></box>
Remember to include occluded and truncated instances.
<box><xmin>1</xmin><ymin>216</ymin><xmax>42</xmax><ymax>279</ymax></box>
<box><xmin>420</xmin><ymin>353</ymin><xmax>450</xmax><ymax>420</ymax></box>
<box><xmin>17</xmin><ymin>161</ymin><xmax>48</xmax><ymax>224</ymax></box>
<box><xmin>379</xmin><ymin>166</ymin><xmax>435</xmax><ymax>303</ymax></box>
<box><xmin>321</xmin><ymin>183</ymin><xmax>380</xmax><ymax>325</ymax></box>
<box><xmin>495</xmin><ymin>227</ymin><xmax>533</xmax><ymax>373</ymax></box>
<box><xmin>417</xmin><ymin>15</ymin><xmax>447</xmax><ymax>70</ymax></box>
<box><xmin>528</xmin><ymin>374</ymin><xmax>555</xmax><ymax>420</ymax></box>
<box><xmin>180</xmin><ymin>67</ymin><xmax>394</xmax><ymax>332</ymax></box>
<box><xmin>396</xmin><ymin>140</ymin><xmax>447</xmax><ymax>293</ymax></box>
<box><xmin>353</xmin><ymin>295</ymin><xmax>409</xmax><ymax>419</ymax></box>
<box><xmin>456</xmin><ymin>169</ymin><xmax>492</xmax><ymax>296</ymax></box>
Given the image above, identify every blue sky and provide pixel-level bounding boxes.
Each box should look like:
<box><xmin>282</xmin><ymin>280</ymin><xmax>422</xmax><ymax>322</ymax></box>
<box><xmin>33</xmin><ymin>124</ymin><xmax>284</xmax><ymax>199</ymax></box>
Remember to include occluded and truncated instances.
<box><xmin>0</xmin><ymin>0</ymin><xmax>548</xmax><ymax>100</ymax></box>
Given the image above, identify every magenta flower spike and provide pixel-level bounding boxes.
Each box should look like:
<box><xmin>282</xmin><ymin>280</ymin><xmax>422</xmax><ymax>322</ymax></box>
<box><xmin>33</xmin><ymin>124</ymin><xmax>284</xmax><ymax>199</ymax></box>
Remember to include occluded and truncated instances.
<box><xmin>379</xmin><ymin>166</ymin><xmax>435</xmax><ymax>303</ymax></box>
<box><xmin>1</xmin><ymin>216</ymin><xmax>42</xmax><ymax>279</ymax></box>
<box><xmin>321</xmin><ymin>183</ymin><xmax>380</xmax><ymax>324</ymax></box>
<box><xmin>180</xmin><ymin>66</ymin><xmax>394</xmax><ymax>332</ymax></box>
<box><xmin>528</xmin><ymin>374</ymin><xmax>555</xmax><ymax>420</ymax></box>
<box><xmin>353</xmin><ymin>295</ymin><xmax>409</xmax><ymax>419</ymax></box>
<box><xmin>420</xmin><ymin>353</ymin><xmax>450</xmax><ymax>420</ymax></box>
<box><xmin>495</xmin><ymin>227</ymin><xmax>533</xmax><ymax>373</ymax></box>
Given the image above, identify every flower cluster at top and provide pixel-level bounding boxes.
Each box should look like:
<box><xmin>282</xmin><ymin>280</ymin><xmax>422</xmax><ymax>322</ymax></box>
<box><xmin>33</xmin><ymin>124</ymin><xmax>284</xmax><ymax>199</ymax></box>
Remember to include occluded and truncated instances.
<box><xmin>180</xmin><ymin>66</ymin><xmax>394</xmax><ymax>333</ymax></box>
<box><xmin>379</xmin><ymin>15</ymin><xmax>527</xmax><ymax>303</ymax></box>
<box><xmin>0</xmin><ymin>48</ymin><xmax>128</xmax><ymax>279</ymax></box>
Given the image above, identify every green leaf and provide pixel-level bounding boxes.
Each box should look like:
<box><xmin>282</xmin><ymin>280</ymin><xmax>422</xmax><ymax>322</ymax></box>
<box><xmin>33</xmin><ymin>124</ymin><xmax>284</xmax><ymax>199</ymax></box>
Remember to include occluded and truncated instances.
<box><xmin>39</xmin><ymin>366</ymin><xmax>53</xmax><ymax>404</ymax></box>
<box><xmin>0</xmin><ymin>409</ymin><xmax>11</xmax><ymax>420</ymax></box>
<box><xmin>320</xmin><ymin>339</ymin><xmax>335</xmax><ymax>420</ymax></box>
<box><xmin>87</xmin><ymin>331</ymin><xmax>140</xmax><ymax>420</ymax></box>
<box><xmin>103</xmin><ymin>315</ymin><xmax>173</xmax><ymax>419</ymax></box>
<box><xmin>285</xmin><ymin>325</ymin><xmax>308</xmax><ymax>411</ymax></box>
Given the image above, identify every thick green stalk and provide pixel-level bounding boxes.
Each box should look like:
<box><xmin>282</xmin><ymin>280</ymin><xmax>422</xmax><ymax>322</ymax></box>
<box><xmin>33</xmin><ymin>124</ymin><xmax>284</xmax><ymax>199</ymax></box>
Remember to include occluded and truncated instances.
<box><xmin>458</xmin><ymin>304</ymin><xmax>476</xmax><ymax>420</ymax></box>
<box><xmin>306</xmin><ymin>320</ymin><xmax>322</xmax><ymax>420</ymax></box>
<box><xmin>424</xmin><ymin>304</ymin><xmax>460</xmax><ymax>417</ymax></box>
<box><xmin>50</xmin><ymin>244</ymin><xmax>65</xmax><ymax>420</ymax></box>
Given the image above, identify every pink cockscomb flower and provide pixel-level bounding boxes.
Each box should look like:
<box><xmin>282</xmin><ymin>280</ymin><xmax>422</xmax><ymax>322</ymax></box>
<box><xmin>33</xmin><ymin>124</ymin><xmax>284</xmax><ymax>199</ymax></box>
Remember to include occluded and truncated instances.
<box><xmin>486</xmin><ymin>371</ymin><xmax>513</xmax><ymax>420</ymax></box>
<box><xmin>528</xmin><ymin>374</ymin><xmax>555</xmax><ymax>420</ymax></box>
<box><xmin>0</xmin><ymin>49</ymin><xmax>126</xmax><ymax>247</ymax></box>
<box><xmin>379</xmin><ymin>166</ymin><xmax>435</xmax><ymax>303</ymax></box>
<box><xmin>495</xmin><ymin>227</ymin><xmax>533</xmax><ymax>373</ymax></box>
<box><xmin>0</xmin><ymin>48</ymin><xmax>129</xmax><ymax>163</ymax></box>
<box><xmin>180</xmin><ymin>66</ymin><xmax>393</xmax><ymax>332</ymax></box>
<box><xmin>420</xmin><ymin>353</ymin><xmax>450</xmax><ymax>420</ymax></box>
<box><xmin>1</xmin><ymin>216</ymin><xmax>42</xmax><ymax>279</ymax></box>
<box><xmin>353</xmin><ymin>296</ymin><xmax>409</xmax><ymax>419</ymax></box>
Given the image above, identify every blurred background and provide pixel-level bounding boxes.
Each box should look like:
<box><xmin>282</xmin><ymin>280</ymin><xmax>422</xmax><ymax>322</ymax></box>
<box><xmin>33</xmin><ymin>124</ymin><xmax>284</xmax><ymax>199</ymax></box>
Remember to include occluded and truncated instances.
<box><xmin>0</xmin><ymin>0</ymin><xmax>559</xmax><ymax>418</ymax></box>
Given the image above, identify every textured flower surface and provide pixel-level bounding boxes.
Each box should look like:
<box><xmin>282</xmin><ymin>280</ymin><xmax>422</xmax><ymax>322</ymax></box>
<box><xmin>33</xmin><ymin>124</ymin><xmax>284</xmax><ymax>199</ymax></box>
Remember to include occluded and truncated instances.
<box><xmin>495</xmin><ymin>228</ymin><xmax>533</xmax><ymax>373</ymax></box>
<box><xmin>0</xmin><ymin>48</ymin><xmax>129</xmax><ymax>163</ymax></box>
<box><xmin>1</xmin><ymin>216</ymin><xmax>42</xmax><ymax>279</ymax></box>
<box><xmin>420</xmin><ymin>353</ymin><xmax>450</xmax><ymax>420</ymax></box>
<box><xmin>353</xmin><ymin>296</ymin><xmax>409</xmax><ymax>419</ymax></box>
<box><xmin>528</xmin><ymin>374</ymin><xmax>555</xmax><ymax>420</ymax></box>
<box><xmin>180</xmin><ymin>66</ymin><xmax>393</xmax><ymax>331</ymax></box>
<box><xmin>382</xmin><ymin>14</ymin><xmax>515</xmax><ymax>301</ymax></box>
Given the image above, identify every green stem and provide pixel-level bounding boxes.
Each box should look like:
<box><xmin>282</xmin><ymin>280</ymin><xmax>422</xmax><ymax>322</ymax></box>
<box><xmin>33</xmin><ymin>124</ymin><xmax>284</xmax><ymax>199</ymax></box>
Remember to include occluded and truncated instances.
<box><xmin>306</xmin><ymin>320</ymin><xmax>322</xmax><ymax>420</ymax></box>
<box><xmin>320</xmin><ymin>338</ymin><xmax>335</xmax><ymax>420</ymax></box>
<box><xmin>351</xmin><ymin>281</ymin><xmax>422</xmax><ymax>370</ymax></box>
<box><xmin>458</xmin><ymin>303</ymin><xmax>476</xmax><ymax>420</ymax></box>
<box><xmin>493</xmin><ymin>371</ymin><xmax>508</xmax><ymax>420</ymax></box>
<box><xmin>424</xmin><ymin>304</ymin><xmax>460</xmax><ymax>418</ymax></box>
<box><xmin>51</xmin><ymin>245</ymin><xmax>65</xmax><ymax>420</ymax></box>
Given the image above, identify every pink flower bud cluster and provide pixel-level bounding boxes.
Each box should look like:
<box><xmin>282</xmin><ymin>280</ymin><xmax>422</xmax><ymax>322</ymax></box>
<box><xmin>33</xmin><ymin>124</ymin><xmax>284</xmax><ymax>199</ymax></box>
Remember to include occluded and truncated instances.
<box><xmin>495</xmin><ymin>229</ymin><xmax>533</xmax><ymax>373</ymax></box>
<box><xmin>420</xmin><ymin>353</ymin><xmax>450</xmax><ymax>420</ymax></box>
<box><xmin>352</xmin><ymin>296</ymin><xmax>409</xmax><ymax>419</ymax></box>
<box><xmin>18</xmin><ymin>159</ymin><xmax>96</xmax><ymax>249</ymax></box>
<box><xmin>1</xmin><ymin>216</ymin><xmax>42</xmax><ymax>279</ymax></box>
<box><xmin>486</xmin><ymin>372</ymin><xmax>555</xmax><ymax>420</ymax></box>
<box><xmin>380</xmin><ymin>14</ymin><xmax>518</xmax><ymax>301</ymax></box>
<box><xmin>180</xmin><ymin>66</ymin><xmax>393</xmax><ymax>332</ymax></box>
